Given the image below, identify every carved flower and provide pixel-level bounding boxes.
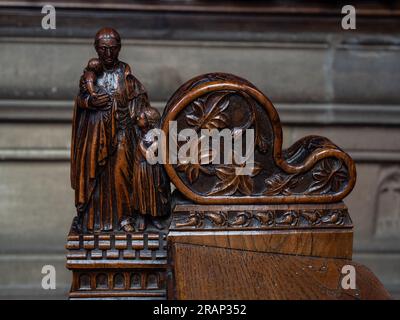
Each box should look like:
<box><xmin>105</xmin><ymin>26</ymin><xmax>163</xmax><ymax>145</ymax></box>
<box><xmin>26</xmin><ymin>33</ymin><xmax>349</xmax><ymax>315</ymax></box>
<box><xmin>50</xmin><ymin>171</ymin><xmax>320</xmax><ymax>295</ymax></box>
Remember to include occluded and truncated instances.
<box><xmin>307</xmin><ymin>159</ymin><xmax>348</xmax><ymax>194</ymax></box>
<box><xmin>208</xmin><ymin>159</ymin><xmax>262</xmax><ymax>196</ymax></box>
<box><xmin>186</xmin><ymin>92</ymin><xmax>230</xmax><ymax>130</ymax></box>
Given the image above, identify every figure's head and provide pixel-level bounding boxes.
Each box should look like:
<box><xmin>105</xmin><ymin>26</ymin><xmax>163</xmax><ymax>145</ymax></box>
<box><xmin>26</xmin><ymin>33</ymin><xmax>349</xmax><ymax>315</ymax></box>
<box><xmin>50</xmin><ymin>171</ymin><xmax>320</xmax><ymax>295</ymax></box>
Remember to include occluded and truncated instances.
<box><xmin>137</xmin><ymin>112</ymin><xmax>149</xmax><ymax>130</ymax></box>
<box><xmin>86</xmin><ymin>58</ymin><xmax>102</xmax><ymax>74</ymax></box>
<box><xmin>94</xmin><ymin>28</ymin><xmax>121</xmax><ymax>69</ymax></box>
<box><xmin>144</xmin><ymin>108</ymin><xmax>161</xmax><ymax>128</ymax></box>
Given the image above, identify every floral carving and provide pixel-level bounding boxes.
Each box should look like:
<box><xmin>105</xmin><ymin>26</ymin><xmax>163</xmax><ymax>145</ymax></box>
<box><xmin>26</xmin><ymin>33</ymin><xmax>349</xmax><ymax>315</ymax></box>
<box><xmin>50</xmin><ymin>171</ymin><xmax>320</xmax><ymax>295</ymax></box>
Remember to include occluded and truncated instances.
<box><xmin>264</xmin><ymin>174</ymin><xmax>300</xmax><ymax>196</ymax></box>
<box><xmin>263</xmin><ymin>159</ymin><xmax>349</xmax><ymax>197</ymax></box>
<box><xmin>204</xmin><ymin>212</ymin><xmax>228</xmax><ymax>226</ymax></box>
<box><xmin>173</xmin><ymin>209</ymin><xmax>350</xmax><ymax>229</ymax></box>
<box><xmin>185</xmin><ymin>92</ymin><xmax>230</xmax><ymax>130</ymax></box>
<box><xmin>320</xmin><ymin>210</ymin><xmax>346</xmax><ymax>225</ymax></box>
<box><xmin>307</xmin><ymin>159</ymin><xmax>348</xmax><ymax>195</ymax></box>
<box><xmin>301</xmin><ymin>210</ymin><xmax>322</xmax><ymax>225</ymax></box>
<box><xmin>175</xmin><ymin>135</ymin><xmax>217</xmax><ymax>184</ymax></box>
<box><xmin>276</xmin><ymin>211</ymin><xmax>299</xmax><ymax>226</ymax></box>
<box><xmin>175</xmin><ymin>212</ymin><xmax>203</xmax><ymax>228</ymax></box>
<box><xmin>253</xmin><ymin>211</ymin><xmax>274</xmax><ymax>226</ymax></box>
<box><xmin>230</xmin><ymin>212</ymin><xmax>252</xmax><ymax>227</ymax></box>
<box><xmin>163</xmin><ymin>73</ymin><xmax>356</xmax><ymax>204</ymax></box>
<box><xmin>175</xmin><ymin>211</ymin><xmax>228</xmax><ymax>228</ymax></box>
<box><xmin>208</xmin><ymin>160</ymin><xmax>262</xmax><ymax>196</ymax></box>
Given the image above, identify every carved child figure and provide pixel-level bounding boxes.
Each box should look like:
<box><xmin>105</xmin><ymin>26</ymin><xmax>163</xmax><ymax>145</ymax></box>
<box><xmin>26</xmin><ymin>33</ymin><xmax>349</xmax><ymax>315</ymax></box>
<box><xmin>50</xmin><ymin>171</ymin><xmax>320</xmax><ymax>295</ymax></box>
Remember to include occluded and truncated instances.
<box><xmin>133</xmin><ymin>111</ymin><xmax>171</xmax><ymax>231</ymax></box>
<box><xmin>80</xmin><ymin>57</ymin><xmax>103</xmax><ymax>98</ymax></box>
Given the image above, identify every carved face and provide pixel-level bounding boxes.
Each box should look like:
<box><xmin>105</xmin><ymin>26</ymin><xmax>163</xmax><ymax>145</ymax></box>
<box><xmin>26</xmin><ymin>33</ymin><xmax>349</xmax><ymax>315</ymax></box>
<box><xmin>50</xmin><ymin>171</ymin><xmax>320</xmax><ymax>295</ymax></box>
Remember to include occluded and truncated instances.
<box><xmin>95</xmin><ymin>38</ymin><xmax>121</xmax><ymax>69</ymax></box>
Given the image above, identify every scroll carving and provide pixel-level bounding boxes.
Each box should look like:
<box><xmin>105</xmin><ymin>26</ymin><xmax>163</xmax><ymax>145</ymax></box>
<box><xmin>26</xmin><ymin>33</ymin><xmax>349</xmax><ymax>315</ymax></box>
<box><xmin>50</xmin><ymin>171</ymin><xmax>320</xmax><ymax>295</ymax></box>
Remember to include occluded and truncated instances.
<box><xmin>161</xmin><ymin>73</ymin><xmax>356</xmax><ymax>204</ymax></box>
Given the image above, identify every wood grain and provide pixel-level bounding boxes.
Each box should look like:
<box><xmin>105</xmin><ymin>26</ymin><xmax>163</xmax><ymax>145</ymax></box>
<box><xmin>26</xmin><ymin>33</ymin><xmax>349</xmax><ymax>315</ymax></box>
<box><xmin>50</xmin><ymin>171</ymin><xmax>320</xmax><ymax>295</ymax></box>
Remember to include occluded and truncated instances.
<box><xmin>170</xmin><ymin>243</ymin><xmax>391</xmax><ymax>300</ymax></box>
<box><xmin>168</xmin><ymin>229</ymin><xmax>353</xmax><ymax>260</ymax></box>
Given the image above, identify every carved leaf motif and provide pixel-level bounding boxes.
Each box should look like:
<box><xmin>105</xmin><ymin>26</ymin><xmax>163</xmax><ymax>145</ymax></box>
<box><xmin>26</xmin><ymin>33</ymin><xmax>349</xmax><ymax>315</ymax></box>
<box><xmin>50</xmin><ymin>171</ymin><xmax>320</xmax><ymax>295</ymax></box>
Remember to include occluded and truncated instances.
<box><xmin>204</xmin><ymin>212</ymin><xmax>227</xmax><ymax>226</ymax></box>
<box><xmin>264</xmin><ymin>174</ymin><xmax>299</xmax><ymax>196</ymax></box>
<box><xmin>229</xmin><ymin>212</ymin><xmax>251</xmax><ymax>227</ymax></box>
<box><xmin>254</xmin><ymin>211</ymin><xmax>274</xmax><ymax>225</ymax></box>
<box><xmin>209</xmin><ymin>174</ymin><xmax>240</xmax><ymax>196</ymax></box>
<box><xmin>301</xmin><ymin>210</ymin><xmax>321</xmax><ymax>225</ymax></box>
<box><xmin>276</xmin><ymin>211</ymin><xmax>298</xmax><ymax>226</ymax></box>
<box><xmin>176</xmin><ymin>135</ymin><xmax>218</xmax><ymax>183</ymax></box>
<box><xmin>175</xmin><ymin>213</ymin><xmax>203</xmax><ymax>228</ymax></box>
<box><xmin>307</xmin><ymin>159</ymin><xmax>348</xmax><ymax>195</ymax></box>
<box><xmin>321</xmin><ymin>210</ymin><xmax>345</xmax><ymax>225</ymax></box>
<box><xmin>209</xmin><ymin>162</ymin><xmax>262</xmax><ymax>196</ymax></box>
<box><xmin>185</xmin><ymin>92</ymin><xmax>230</xmax><ymax>130</ymax></box>
<box><xmin>175</xmin><ymin>164</ymin><xmax>200</xmax><ymax>184</ymax></box>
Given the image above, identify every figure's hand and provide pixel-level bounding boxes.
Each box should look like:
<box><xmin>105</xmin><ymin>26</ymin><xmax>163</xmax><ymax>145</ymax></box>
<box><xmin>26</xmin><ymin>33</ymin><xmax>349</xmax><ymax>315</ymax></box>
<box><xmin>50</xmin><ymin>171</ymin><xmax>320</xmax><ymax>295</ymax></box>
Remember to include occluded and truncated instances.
<box><xmin>89</xmin><ymin>93</ymin><xmax>110</xmax><ymax>109</ymax></box>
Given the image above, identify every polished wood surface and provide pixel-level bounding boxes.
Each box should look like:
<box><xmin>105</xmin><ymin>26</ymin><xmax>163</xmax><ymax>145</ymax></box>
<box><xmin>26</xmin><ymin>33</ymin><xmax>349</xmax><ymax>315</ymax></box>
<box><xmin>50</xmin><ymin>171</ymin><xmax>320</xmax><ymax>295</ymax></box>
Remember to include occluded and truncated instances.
<box><xmin>170</xmin><ymin>243</ymin><xmax>391</xmax><ymax>300</ymax></box>
<box><xmin>162</xmin><ymin>72</ymin><xmax>389</xmax><ymax>300</ymax></box>
<box><xmin>66</xmin><ymin>28</ymin><xmax>388</xmax><ymax>300</ymax></box>
<box><xmin>161</xmin><ymin>73</ymin><xmax>356</xmax><ymax>204</ymax></box>
<box><xmin>67</xmin><ymin>28</ymin><xmax>171</xmax><ymax>299</ymax></box>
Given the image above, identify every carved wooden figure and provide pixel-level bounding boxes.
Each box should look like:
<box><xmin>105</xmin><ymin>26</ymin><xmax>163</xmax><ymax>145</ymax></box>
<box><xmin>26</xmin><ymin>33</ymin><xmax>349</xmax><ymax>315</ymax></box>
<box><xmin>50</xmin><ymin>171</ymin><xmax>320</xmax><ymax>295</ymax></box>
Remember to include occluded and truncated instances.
<box><xmin>67</xmin><ymin>28</ymin><xmax>170</xmax><ymax>299</ymax></box>
<box><xmin>132</xmin><ymin>111</ymin><xmax>171</xmax><ymax>231</ymax></box>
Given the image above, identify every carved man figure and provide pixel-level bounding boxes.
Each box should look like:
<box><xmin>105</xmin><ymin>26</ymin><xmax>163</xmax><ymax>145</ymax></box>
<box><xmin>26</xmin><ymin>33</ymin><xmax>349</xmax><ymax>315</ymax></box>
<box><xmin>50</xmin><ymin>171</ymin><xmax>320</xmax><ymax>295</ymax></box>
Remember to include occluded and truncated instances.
<box><xmin>71</xmin><ymin>28</ymin><xmax>152</xmax><ymax>232</ymax></box>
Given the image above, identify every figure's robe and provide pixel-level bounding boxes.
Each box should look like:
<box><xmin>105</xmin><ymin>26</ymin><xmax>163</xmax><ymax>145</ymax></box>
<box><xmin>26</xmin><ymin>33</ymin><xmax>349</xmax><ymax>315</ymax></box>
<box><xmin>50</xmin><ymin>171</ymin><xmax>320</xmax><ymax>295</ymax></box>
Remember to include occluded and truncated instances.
<box><xmin>71</xmin><ymin>61</ymin><xmax>150</xmax><ymax>232</ymax></box>
<box><xmin>132</xmin><ymin>129</ymin><xmax>171</xmax><ymax>218</ymax></box>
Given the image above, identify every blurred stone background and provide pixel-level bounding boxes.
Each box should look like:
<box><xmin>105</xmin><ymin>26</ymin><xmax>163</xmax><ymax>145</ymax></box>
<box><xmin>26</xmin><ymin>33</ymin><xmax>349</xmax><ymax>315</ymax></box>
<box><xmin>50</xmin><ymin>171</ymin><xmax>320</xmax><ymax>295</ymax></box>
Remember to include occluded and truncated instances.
<box><xmin>0</xmin><ymin>0</ymin><xmax>399</xmax><ymax>299</ymax></box>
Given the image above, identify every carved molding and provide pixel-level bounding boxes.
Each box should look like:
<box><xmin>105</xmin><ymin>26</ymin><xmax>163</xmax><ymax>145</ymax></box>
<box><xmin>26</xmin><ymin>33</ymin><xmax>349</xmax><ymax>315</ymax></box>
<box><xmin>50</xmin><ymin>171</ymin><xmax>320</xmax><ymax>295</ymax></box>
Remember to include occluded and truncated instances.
<box><xmin>171</xmin><ymin>206</ymin><xmax>352</xmax><ymax>231</ymax></box>
<box><xmin>69</xmin><ymin>269</ymin><xmax>167</xmax><ymax>299</ymax></box>
<box><xmin>66</xmin><ymin>218</ymin><xmax>167</xmax><ymax>263</ymax></box>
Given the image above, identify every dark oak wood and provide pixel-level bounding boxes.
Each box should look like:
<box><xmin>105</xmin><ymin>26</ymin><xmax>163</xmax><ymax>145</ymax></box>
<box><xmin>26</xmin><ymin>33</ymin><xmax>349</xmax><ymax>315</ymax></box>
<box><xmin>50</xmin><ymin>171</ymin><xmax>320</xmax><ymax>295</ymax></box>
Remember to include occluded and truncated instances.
<box><xmin>161</xmin><ymin>73</ymin><xmax>388</xmax><ymax>300</ymax></box>
<box><xmin>169</xmin><ymin>243</ymin><xmax>391</xmax><ymax>300</ymax></box>
<box><xmin>161</xmin><ymin>73</ymin><xmax>356</xmax><ymax>204</ymax></box>
<box><xmin>66</xmin><ymin>28</ymin><xmax>389</xmax><ymax>300</ymax></box>
<box><xmin>70</xmin><ymin>27</ymin><xmax>170</xmax><ymax>234</ymax></box>
<box><xmin>67</xmin><ymin>28</ymin><xmax>171</xmax><ymax>299</ymax></box>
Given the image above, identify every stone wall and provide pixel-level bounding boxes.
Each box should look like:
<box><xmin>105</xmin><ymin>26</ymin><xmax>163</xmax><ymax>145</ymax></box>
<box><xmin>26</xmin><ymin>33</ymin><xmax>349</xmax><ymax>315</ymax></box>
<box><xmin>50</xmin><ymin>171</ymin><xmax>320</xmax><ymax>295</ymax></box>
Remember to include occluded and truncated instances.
<box><xmin>0</xmin><ymin>1</ymin><xmax>399</xmax><ymax>299</ymax></box>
